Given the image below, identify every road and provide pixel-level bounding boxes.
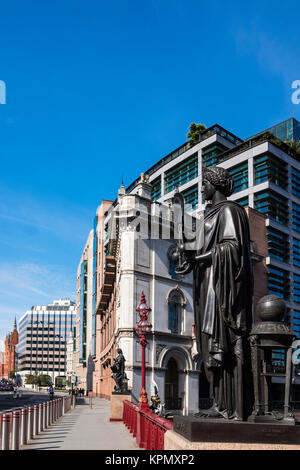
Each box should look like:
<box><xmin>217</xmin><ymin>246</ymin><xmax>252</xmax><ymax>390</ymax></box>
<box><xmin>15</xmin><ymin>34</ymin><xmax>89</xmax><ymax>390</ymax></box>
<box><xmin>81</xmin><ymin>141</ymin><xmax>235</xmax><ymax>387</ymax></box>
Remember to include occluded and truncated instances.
<box><xmin>0</xmin><ymin>389</ymin><xmax>58</xmax><ymax>412</ymax></box>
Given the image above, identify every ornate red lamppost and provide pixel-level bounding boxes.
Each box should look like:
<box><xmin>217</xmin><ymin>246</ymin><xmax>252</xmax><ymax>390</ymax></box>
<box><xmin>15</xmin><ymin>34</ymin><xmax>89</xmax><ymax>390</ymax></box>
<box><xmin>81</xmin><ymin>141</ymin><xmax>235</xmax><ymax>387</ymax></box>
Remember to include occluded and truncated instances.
<box><xmin>136</xmin><ymin>291</ymin><xmax>152</xmax><ymax>410</ymax></box>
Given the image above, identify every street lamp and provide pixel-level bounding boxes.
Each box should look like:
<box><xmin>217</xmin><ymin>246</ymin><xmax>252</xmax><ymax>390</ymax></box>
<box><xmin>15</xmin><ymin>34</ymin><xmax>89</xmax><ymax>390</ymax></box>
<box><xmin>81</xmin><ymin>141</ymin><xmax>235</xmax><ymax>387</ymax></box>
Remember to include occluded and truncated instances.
<box><xmin>136</xmin><ymin>291</ymin><xmax>152</xmax><ymax>410</ymax></box>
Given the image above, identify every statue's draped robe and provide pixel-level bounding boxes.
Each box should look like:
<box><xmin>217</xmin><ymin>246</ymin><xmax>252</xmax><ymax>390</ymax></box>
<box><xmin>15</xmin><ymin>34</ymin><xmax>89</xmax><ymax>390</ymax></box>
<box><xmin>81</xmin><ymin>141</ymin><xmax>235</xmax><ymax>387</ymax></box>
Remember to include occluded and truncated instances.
<box><xmin>193</xmin><ymin>201</ymin><xmax>253</xmax><ymax>420</ymax></box>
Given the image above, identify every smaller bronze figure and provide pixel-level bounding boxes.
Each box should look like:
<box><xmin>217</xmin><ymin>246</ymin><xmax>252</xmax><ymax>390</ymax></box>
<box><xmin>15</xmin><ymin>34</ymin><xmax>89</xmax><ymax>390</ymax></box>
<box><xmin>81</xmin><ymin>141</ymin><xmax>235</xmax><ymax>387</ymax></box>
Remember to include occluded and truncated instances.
<box><xmin>111</xmin><ymin>348</ymin><xmax>128</xmax><ymax>393</ymax></box>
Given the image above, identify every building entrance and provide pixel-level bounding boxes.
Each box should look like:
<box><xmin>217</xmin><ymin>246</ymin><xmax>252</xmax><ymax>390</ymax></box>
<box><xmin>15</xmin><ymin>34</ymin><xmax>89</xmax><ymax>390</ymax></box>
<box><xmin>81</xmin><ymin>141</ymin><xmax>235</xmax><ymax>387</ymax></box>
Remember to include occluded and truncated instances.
<box><xmin>165</xmin><ymin>358</ymin><xmax>181</xmax><ymax>410</ymax></box>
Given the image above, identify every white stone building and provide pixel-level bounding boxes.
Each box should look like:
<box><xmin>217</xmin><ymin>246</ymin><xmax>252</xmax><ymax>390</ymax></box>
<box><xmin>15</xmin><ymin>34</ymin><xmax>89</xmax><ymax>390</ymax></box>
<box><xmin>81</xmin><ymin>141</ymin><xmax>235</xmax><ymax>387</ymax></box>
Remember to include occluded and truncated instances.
<box><xmin>103</xmin><ymin>179</ymin><xmax>200</xmax><ymax>414</ymax></box>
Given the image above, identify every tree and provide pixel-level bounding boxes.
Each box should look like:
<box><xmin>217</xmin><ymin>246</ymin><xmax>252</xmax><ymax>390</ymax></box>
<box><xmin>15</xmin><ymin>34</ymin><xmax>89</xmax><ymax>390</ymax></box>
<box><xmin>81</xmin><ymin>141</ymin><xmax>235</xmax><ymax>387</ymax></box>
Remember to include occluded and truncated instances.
<box><xmin>284</xmin><ymin>139</ymin><xmax>300</xmax><ymax>154</ymax></box>
<box><xmin>9</xmin><ymin>370</ymin><xmax>16</xmax><ymax>380</ymax></box>
<box><xmin>187</xmin><ymin>122</ymin><xmax>206</xmax><ymax>145</ymax></box>
<box><xmin>25</xmin><ymin>374</ymin><xmax>36</xmax><ymax>385</ymax></box>
<box><xmin>38</xmin><ymin>375</ymin><xmax>51</xmax><ymax>387</ymax></box>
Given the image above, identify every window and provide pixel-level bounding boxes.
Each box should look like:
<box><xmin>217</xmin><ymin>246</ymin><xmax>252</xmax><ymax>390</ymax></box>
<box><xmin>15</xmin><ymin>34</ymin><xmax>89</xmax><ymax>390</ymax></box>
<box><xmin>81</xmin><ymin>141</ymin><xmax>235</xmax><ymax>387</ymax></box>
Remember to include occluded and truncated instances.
<box><xmin>235</xmin><ymin>196</ymin><xmax>248</xmax><ymax>208</ymax></box>
<box><xmin>229</xmin><ymin>162</ymin><xmax>248</xmax><ymax>193</ymax></box>
<box><xmin>293</xmin><ymin>238</ymin><xmax>300</xmax><ymax>267</ymax></box>
<box><xmin>167</xmin><ymin>288</ymin><xmax>186</xmax><ymax>334</ymax></box>
<box><xmin>168</xmin><ymin>303</ymin><xmax>179</xmax><ymax>334</ymax></box>
<box><xmin>202</xmin><ymin>143</ymin><xmax>227</xmax><ymax>167</ymax></box>
<box><xmin>254</xmin><ymin>154</ymin><xmax>288</xmax><ymax>189</ymax></box>
<box><xmin>291</xmin><ymin>167</ymin><xmax>300</xmax><ymax>198</ymax></box>
<box><xmin>255</xmin><ymin>191</ymin><xmax>289</xmax><ymax>225</ymax></box>
<box><xmin>268</xmin><ymin>227</ymin><xmax>289</xmax><ymax>263</ymax></box>
<box><xmin>268</xmin><ymin>266</ymin><xmax>289</xmax><ymax>299</ymax></box>
<box><xmin>164</xmin><ymin>153</ymin><xmax>198</xmax><ymax>193</ymax></box>
<box><xmin>182</xmin><ymin>185</ymin><xmax>198</xmax><ymax>211</ymax></box>
<box><xmin>293</xmin><ymin>311</ymin><xmax>300</xmax><ymax>339</ymax></box>
<box><xmin>292</xmin><ymin>202</ymin><xmax>300</xmax><ymax>232</ymax></box>
<box><xmin>151</xmin><ymin>176</ymin><xmax>161</xmax><ymax>201</ymax></box>
<box><xmin>294</xmin><ymin>273</ymin><xmax>300</xmax><ymax>303</ymax></box>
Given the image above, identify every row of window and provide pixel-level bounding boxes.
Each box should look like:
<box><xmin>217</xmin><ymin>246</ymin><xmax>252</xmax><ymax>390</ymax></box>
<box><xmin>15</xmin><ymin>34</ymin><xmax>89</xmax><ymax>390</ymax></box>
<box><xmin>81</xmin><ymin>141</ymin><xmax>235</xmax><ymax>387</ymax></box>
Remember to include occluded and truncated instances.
<box><xmin>268</xmin><ymin>267</ymin><xmax>300</xmax><ymax>305</ymax></box>
<box><xmin>151</xmin><ymin>148</ymin><xmax>300</xmax><ymax>208</ymax></box>
<box><xmin>26</xmin><ymin>341</ymin><xmax>66</xmax><ymax>345</ymax></box>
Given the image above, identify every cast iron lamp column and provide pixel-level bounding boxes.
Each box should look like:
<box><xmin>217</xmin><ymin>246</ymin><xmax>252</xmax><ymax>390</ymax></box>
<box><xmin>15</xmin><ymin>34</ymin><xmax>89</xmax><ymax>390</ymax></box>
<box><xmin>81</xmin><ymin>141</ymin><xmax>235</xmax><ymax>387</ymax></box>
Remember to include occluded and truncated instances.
<box><xmin>136</xmin><ymin>292</ymin><xmax>152</xmax><ymax>410</ymax></box>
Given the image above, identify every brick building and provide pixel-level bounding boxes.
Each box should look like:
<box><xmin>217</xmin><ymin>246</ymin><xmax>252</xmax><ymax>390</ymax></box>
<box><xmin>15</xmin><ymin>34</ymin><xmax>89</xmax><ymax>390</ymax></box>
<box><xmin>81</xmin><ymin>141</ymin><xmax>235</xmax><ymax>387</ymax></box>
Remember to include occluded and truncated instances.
<box><xmin>1</xmin><ymin>318</ymin><xmax>19</xmax><ymax>379</ymax></box>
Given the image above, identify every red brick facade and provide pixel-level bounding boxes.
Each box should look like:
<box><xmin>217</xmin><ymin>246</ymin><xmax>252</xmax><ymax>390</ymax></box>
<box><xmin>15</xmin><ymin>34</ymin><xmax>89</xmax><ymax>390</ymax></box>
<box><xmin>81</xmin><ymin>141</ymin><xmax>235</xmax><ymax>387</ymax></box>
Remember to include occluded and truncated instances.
<box><xmin>1</xmin><ymin>320</ymin><xmax>19</xmax><ymax>378</ymax></box>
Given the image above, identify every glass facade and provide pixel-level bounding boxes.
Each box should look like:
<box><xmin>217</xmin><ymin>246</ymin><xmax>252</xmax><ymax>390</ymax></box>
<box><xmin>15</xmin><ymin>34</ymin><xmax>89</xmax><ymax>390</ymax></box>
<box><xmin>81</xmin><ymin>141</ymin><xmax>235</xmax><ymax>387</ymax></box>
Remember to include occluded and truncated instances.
<box><xmin>291</xmin><ymin>167</ymin><xmax>300</xmax><ymax>198</ymax></box>
<box><xmin>235</xmin><ymin>196</ymin><xmax>248</xmax><ymax>207</ymax></box>
<box><xmin>151</xmin><ymin>176</ymin><xmax>161</xmax><ymax>201</ymax></box>
<box><xmin>254</xmin><ymin>154</ymin><xmax>288</xmax><ymax>189</ymax></box>
<box><xmin>255</xmin><ymin>191</ymin><xmax>289</xmax><ymax>225</ymax></box>
<box><xmin>164</xmin><ymin>153</ymin><xmax>198</xmax><ymax>193</ymax></box>
<box><xmin>294</xmin><ymin>273</ymin><xmax>300</xmax><ymax>303</ymax></box>
<box><xmin>293</xmin><ymin>238</ymin><xmax>300</xmax><ymax>267</ymax></box>
<box><xmin>229</xmin><ymin>162</ymin><xmax>248</xmax><ymax>193</ymax></box>
<box><xmin>79</xmin><ymin>260</ymin><xmax>88</xmax><ymax>364</ymax></box>
<box><xmin>92</xmin><ymin>217</ymin><xmax>97</xmax><ymax>357</ymax></box>
<box><xmin>268</xmin><ymin>227</ymin><xmax>289</xmax><ymax>263</ymax></box>
<box><xmin>202</xmin><ymin>143</ymin><xmax>227</xmax><ymax>167</ymax></box>
<box><xmin>268</xmin><ymin>266</ymin><xmax>289</xmax><ymax>299</ymax></box>
<box><xmin>293</xmin><ymin>310</ymin><xmax>300</xmax><ymax>338</ymax></box>
<box><xmin>263</xmin><ymin>118</ymin><xmax>300</xmax><ymax>143</ymax></box>
<box><xmin>182</xmin><ymin>185</ymin><xmax>198</xmax><ymax>211</ymax></box>
<box><xmin>292</xmin><ymin>202</ymin><xmax>300</xmax><ymax>232</ymax></box>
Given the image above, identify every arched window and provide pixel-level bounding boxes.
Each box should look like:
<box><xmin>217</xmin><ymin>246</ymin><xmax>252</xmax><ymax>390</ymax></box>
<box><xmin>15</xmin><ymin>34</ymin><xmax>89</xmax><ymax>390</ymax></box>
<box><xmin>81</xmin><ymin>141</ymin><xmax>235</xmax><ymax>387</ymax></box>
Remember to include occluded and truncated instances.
<box><xmin>167</xmin><ymin>244</ymin><xmax>180</xmax><ymax>280</ymax></box>
<box><xmin>167</xmin><ymin>287</ymin><xmax>186</xmax><ymax>334</ymax></box>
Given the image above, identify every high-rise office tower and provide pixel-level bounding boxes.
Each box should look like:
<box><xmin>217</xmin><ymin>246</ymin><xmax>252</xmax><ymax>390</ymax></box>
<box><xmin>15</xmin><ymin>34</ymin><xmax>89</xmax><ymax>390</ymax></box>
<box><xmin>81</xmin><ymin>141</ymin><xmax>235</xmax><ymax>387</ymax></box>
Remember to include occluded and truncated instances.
<box><xmin>17</xmin><ymin>299</ymin><xmax>76</xmax><ymax>383</ymax></box>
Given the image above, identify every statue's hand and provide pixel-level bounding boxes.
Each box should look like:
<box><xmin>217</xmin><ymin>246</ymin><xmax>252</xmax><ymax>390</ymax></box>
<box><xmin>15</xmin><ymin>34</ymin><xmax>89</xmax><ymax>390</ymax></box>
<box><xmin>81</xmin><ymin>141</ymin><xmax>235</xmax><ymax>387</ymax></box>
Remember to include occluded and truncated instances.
<box><xmin>175</xmin><ymin>260</ymin><xmax>193</xmax><ymax>275</ymax></box>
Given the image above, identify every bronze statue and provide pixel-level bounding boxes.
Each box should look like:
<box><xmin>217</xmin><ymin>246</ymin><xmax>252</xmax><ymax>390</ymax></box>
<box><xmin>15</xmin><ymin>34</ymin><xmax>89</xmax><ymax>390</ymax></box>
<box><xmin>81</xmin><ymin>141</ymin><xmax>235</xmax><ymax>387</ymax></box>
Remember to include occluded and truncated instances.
<box><xmin>172</xmin><ymin>167</ymin><xmax>253</xmax><ymax>420</ymax></box>
<box><xmin>111</xmin><ymin>348</ymin><xmax>128</xmax><ymax>393</ymax></box>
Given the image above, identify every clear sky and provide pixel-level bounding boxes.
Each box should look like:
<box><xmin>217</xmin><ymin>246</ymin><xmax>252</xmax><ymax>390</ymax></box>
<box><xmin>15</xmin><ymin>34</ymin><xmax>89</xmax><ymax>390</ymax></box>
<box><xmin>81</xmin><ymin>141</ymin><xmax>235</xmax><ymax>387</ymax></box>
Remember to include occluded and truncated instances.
<box><xmin>0</xmin><ymin>0</ymin><xmax>299</xmax><ymax>345</ymax></box>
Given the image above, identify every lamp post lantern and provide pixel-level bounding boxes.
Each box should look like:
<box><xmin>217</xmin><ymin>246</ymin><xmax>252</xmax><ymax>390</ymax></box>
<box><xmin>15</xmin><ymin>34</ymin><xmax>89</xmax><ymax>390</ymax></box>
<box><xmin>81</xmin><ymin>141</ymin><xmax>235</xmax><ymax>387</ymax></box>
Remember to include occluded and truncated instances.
<box><xmin>136</xmin><ymin>291</ymin><xmax>152</xmax><ymax>410</ymax></box>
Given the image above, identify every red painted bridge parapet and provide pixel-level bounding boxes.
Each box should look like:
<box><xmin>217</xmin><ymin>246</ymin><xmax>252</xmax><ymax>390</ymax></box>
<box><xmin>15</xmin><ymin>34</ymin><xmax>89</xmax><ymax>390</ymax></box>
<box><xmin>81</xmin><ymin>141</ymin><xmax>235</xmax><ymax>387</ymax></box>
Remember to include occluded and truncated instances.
<box><xmin>123</xmin><ymin>400</ymin><xmax>173</xmax><ymax>450</ymax></box>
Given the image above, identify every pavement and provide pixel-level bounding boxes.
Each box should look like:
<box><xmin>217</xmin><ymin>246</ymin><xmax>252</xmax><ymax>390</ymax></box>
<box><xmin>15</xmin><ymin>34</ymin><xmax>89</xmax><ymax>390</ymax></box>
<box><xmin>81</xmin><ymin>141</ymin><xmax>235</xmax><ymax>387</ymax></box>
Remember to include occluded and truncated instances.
<box><xmin>21</xmin><ymin>397</ymin><xmax>139</xmax><ymax>450</ymax></box>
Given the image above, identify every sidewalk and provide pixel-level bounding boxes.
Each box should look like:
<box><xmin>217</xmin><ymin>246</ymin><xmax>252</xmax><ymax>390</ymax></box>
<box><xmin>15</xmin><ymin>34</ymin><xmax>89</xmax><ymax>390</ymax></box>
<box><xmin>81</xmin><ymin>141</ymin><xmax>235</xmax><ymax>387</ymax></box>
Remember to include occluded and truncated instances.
<box><xmin>21</xmin><ymin>398</ymin><xmax>139</xmax><ymax>450</ymax></box>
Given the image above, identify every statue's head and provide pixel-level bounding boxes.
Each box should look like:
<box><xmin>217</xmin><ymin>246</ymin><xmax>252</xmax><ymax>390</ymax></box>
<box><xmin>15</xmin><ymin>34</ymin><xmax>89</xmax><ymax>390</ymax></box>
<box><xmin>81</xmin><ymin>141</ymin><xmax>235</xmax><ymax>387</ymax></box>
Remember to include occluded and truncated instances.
<box><xmin>117</xmin><ymin>348</ymin><xmax>122</xmax><ymax>354</ymax></box>
<box><xmin>202</xmin><ymin>166</ymin><xmax>234</xmax><ymax>199</ymax></box>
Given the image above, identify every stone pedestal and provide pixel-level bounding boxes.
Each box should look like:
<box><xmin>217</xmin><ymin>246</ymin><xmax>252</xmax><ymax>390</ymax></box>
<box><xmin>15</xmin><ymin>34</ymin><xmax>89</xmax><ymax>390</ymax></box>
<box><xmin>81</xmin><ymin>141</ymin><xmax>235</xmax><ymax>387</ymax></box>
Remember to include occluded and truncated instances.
<box><xmin>167</xmin><ymin>415</ymin><xmax>300</xmax><ymax>449</ymax></box>
<box><xmin>164</xmin><ymin>430</ymin><xmax>300</xmax><ymax>450</ymax></box>
<box><xmin>109</xmin><ymin>392</ymin><xmax>131</xmax><ymax>422</ymax></box>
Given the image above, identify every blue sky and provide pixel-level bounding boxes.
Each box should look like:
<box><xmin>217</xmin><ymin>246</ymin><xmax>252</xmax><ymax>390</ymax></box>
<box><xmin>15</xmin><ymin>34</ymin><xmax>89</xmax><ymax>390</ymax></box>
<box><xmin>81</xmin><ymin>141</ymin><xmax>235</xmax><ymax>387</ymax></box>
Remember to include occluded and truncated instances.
<box><xmin>0</xmin><ymin>0</ymin><xmax>300</xmax><ymax>346</ymax></box>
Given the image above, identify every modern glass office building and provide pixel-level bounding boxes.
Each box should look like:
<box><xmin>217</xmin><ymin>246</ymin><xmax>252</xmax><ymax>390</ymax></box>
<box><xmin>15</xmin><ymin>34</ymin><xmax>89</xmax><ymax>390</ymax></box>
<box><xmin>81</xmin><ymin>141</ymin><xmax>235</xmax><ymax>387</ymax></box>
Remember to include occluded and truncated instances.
<box><xmin>126</xmin><ymin>118</ymin><xmax>300</xmax><ymax>389</ymax></box>
<box><xmin>17</xmin><ymin>299</ymin><xmax>76</xmax><ymax>382</ymax></box>
<box><xmin>252</xmin><ymin>117</ymin><xmax>300</xmax><ymax>143</ymax></box>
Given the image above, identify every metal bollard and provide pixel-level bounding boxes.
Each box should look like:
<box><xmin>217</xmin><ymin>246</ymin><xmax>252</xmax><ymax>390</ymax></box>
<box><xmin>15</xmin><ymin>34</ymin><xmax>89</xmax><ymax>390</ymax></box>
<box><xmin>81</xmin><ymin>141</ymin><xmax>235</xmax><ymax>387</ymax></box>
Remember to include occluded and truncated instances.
<box><xmin>1</xmin><ymin>413</ymin><xmax>11</xmax><ymax>450</ymax></box>
<box><xmin>38</xmin><ymin>403</ymin><xmax>43</xmax><ymax>432</ymax></box>
<box><xmin>48</xmin><ymin>401</ymin><xmax>51</xmax><ymax>426</ymax></box>
<box><xmin>58</xmin><ymin>399</ymin><xmax>61</xmax><ymax>418</ymax></box>
<box><xmin>27</xmin><ymin>406</ymin><xmax>34</xmax><ymax>439</ymax></box>
<box><xmin>12</xmin><ymin>410</ymin><xmax>20</xmax><ymax>450</ymax></box>
<box><xmin>33</xmin><ymin>404</ymin><xmax>39</xmax><ymax>436</ymax></box>
<box><xmin>43</xmin><ymin>402</ymin><xmax>47</xmax><ymax>429</ymax></box>
<box><xmin>20</xmin><ymin>407</ymin><xmax>28</xmax><ymax>445</ymax></box>
<box><xmin>50</xmin><ymin>400</ymin><xmax>54</xmax><ymax>424</ymax></box>
<box><xmin>62</xmin><ymin>397</ymin><xmax>66</xmax><ymax>415</ymax></box>
<box><xmin>52</xmin><ymin>400</ymin><xmax>56</xmax><ymax>423</ymax></box>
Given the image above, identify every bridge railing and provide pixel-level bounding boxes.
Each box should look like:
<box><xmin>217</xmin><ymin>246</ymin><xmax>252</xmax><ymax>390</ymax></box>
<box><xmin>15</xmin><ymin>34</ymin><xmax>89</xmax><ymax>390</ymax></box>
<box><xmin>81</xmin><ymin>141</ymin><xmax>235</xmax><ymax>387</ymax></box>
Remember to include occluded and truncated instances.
<box><xmin>123</xmin><ymin>400</ymin><xmax>173</xmax><ymax>450</ymax></box>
